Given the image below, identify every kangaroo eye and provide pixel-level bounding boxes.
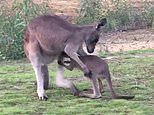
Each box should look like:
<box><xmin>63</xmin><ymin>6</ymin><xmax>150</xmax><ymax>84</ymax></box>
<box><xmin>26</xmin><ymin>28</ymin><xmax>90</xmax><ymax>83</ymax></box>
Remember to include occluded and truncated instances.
<box><xmin>90</xmin><ymin>38</ymin><xmax>98</xmax><ymax>44</ymax></box>
<box><xmin>94</xmin><ymin>39</ymin><xmax>98</xmax><ymax>42</ymax></box>
<box><xmin>91</xmin><ymin>38</ymin><xmax>98</xmax><ymax>43</ymax></box>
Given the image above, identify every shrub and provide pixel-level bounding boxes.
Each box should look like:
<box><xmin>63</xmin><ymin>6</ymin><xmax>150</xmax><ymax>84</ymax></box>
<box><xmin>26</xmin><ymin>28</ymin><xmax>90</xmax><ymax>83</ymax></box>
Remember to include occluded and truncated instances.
<box><xmin>77</xmin><ymin>0</ymin><xmax>154</xmax><ymax>31</ymax></box>
<box><xmin>142</xmin><ymin>1</ymin><xmax>154</xmax><ymax>29</ymax></box>
<box><xmin>105</xmin><ymin>0</ymin><xmax>130</xmax><ymax>31</ymax></box>
<box><xmin>76</xmin><ymin>0</ymin><xmax>105</xmax><ymax>24</ymax></box>
<box><xmin>0</xmin><ymin>0</ymin><xmax>51</xmax><ymax>60</ymax></box>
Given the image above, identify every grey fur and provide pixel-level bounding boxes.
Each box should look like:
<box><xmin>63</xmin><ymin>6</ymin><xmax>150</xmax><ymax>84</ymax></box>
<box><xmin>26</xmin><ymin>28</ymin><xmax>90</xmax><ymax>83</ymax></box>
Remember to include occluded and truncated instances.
<box><xmin>58</xmin><ymin>53</ymin><xmax>135</xmax><ymax>99</ymax></box>
<box><xmin>24</xmin><ymin>15</ymin><xmax>107</xmax><ymax>100</ymax></box>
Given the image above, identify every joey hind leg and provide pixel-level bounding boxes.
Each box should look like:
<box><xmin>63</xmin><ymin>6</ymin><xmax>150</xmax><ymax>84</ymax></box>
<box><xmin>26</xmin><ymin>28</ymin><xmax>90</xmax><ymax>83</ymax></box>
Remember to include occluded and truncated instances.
<box><xmin>56</xmin><ymin>65</ymin><xmax>80</xmax><ymax>96</ymax></box>
<box><xmin>91</xmin><ymin>76</ymin><xmax>102</xmax><ymax>98</ymax></box>
<box><xmin>105</xmin><ymin>72</ymin><xmax>117</xmax><ymax>98</ymax></box>
<box><xmin>79</xmin><ymin>76</ymin><xmax>102</xmax><ymax>99</ymax></box>
<box><xmin>81</xmin><ymin>78</ymin><xmax>104</xmax><ymax>94</ymax></box>
<box><xmin>106</xmin><ymin>73</ymin><xmax>135</xmax><ymax>99</ymax></box>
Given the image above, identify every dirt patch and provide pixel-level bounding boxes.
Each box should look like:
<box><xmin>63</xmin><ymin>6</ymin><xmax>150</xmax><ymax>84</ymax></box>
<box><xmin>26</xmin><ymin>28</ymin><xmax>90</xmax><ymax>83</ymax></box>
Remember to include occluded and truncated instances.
<box><xmin>95</xmin><ymin>29</ymin><xmax>154</xmax><ymax>53</ymax></box>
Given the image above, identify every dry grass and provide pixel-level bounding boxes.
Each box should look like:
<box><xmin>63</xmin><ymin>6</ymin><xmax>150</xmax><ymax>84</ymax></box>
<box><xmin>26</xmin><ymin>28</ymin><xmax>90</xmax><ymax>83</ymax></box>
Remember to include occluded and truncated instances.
<box><xmin>2</xmin><ymin>0</ymin><xmax>79</xmax><ymax>16</ymax></box>
<box><xmin>95</xmin><ymin>29</ymin><xmax>154</xmax><ymax>53</ymax></box>
<box><xmin>2</xmin><ymin>0</ymin><xmax>154</xmax><ymax>16</ymax></box>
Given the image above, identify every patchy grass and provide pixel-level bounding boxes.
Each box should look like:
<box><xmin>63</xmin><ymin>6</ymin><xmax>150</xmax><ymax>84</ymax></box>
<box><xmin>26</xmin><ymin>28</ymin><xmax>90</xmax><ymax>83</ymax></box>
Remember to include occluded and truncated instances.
<box><xmin>0</xmin><ymin>50</ymin><xmax>154</xmax><ymax>115</ymax></box>
<box><xmin>100</xmin><ymin>49</ymin><xmax>154</xmax><ymax>58</ymax></box>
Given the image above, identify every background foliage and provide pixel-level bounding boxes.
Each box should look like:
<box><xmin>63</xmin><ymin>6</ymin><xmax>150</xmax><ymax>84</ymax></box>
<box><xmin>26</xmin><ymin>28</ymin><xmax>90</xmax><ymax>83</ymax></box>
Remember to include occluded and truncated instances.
<box><xmin>0</xmin><ymin>0</ymin><xmax>153</xmax><ymax>60</ymax></box>
<box><xmin>0</xmin><ymin>0</ymin><xmax>50</xmax><ymax>60</ymax></box>
<box><xmin>77</xmin><ymin>0</ymin><xmax>154</xmax><ymax>31</ymax></box>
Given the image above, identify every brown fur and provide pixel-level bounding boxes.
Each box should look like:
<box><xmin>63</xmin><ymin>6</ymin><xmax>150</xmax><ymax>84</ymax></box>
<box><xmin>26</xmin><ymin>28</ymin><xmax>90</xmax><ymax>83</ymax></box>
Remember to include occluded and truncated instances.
<box><xmin>24</xmin><ymin>15</ymin><xmax>107</xmax><ymax>100</ymax></box>
<box><xmin>58</xmin><ymin>53</ymin><xmax>135</xmax><ymax>99</ymax></box>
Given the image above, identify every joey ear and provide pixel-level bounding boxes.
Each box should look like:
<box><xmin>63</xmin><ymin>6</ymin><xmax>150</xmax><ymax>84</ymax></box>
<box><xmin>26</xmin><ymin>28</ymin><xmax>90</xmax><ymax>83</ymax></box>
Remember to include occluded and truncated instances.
<box><xmin>96</xmin><ymin>18</ymin><xmax>107</xmax><ymax>30</ymax></box>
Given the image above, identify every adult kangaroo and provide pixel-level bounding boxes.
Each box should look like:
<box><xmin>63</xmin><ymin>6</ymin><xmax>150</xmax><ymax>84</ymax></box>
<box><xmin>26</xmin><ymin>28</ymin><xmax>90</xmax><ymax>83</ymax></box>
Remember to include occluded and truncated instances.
<box><xmin>24</xmin><ymin>15</ymin><xmax>107</xmax><ymax>100</ymax></box>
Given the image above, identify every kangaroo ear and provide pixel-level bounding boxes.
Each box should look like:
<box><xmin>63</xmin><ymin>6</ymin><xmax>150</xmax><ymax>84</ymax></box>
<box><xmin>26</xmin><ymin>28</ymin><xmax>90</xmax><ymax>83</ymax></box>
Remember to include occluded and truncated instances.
<box><xmin>96</xmin><ymin>18</ymin><xmax>107</xmax><ymax>30</ymax></box>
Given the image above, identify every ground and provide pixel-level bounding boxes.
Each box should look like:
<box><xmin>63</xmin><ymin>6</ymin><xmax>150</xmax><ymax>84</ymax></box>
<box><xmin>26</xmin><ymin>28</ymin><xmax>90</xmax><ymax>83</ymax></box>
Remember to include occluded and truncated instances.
<box><xmin>0</xmin><ymin>49</ymin><xmax>154</xmax><ymax>115</ymax></box>
<box><xmin>96</xmin><ymin>29</ymin><xmax>154</xmax><ymax>53</ymax></box>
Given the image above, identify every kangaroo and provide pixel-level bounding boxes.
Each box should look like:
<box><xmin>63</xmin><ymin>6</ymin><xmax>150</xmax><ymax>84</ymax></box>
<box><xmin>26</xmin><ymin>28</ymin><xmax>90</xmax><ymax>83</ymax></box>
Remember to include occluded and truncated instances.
<box><xmin>58</xmin><ymin>53</ymin><xmax>135</xmax><ymax>99</ymax></box>
<box><xmin>24</xmin><ymin>15</ymin><xmax>107</xmax><ymax>100</ymax></box>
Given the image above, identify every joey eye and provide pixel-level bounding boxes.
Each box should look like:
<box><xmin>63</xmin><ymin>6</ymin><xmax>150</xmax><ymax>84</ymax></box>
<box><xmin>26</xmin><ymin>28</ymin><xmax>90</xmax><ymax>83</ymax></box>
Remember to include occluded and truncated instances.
<box><xmin>63</xmin><ymin>57</ymin><xmax>71</xmax><ymax>66</ymax></box>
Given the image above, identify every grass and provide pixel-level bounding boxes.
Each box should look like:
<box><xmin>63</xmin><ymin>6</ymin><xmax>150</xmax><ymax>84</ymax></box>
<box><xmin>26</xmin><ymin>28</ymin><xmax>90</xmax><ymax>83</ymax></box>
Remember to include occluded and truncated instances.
<box><xmin>0</xmin><ymin>50</ymin><xmax>154</xmax><ymax>115</ymax></box>
<box><xmin>99</xmin><ymin>49</ymin><xmax>154</xmax><ymax>58</ymax></box>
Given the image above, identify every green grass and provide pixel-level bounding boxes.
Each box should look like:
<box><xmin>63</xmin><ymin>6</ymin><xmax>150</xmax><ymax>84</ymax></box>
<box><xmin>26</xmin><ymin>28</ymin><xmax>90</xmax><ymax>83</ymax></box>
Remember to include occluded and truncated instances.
<box><xmin>0</xmin><ymin>50</ymin><xmax>154</xmax><ymax>115</ymax></box>
<box><xmin>100</xmin><ymin>49</ymin><xmax>154</xmax><ymax>58</ymax></box>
